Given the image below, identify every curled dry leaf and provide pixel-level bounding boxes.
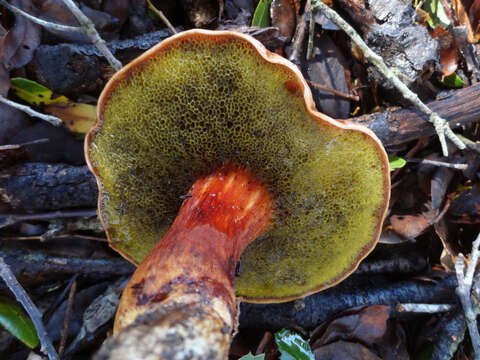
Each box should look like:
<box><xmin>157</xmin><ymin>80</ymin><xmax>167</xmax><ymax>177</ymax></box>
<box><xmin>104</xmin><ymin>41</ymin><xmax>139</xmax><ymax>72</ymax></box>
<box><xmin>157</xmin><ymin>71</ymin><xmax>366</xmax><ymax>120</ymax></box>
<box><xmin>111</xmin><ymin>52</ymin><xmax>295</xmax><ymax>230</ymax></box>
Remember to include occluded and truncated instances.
<box><xmin>301</xmin><ymin>34</ymin><xmax>351</xmax><ymax>119</ymax></box>
<box><xmin>431</xmin><ymin>25</ymin><xmax>459</xmax><ymax>77</ymax></box>
<box><xmin>0</xmin><ymin>0</ymin><xmax>41</xmax><ymax>69</ymax></box>
<box><xmin>453</xmin><ymin>0</ymin><xmax>480</xmax><ymax>43</ymax></box>
<box><xmin>390</xmin><ymin>206</ymin><xmax>438</xmax><ymax>239</ymax></box>
<box><xmin>310</xmin><ymin>305</ymin><xmax>390</xmax><ymax>349</ymax></box>
<box><xmin>270</xmin><ymin>0</ymin><xmax>296</xmax><ymax>43</ymax></box>
<box><xmin>310</xmin><ymin>305</ymin><xmax>408</xmax><ymax>360</ymax></box>
<box><xmin>0</xmin><ymin>0</ymin><xmax>40</xmax><ymax>94</ymax></box>
<box><xmin>313</xmin><ymin>341</ymin><xmax>381</xmax><ymax>360</ymax></box>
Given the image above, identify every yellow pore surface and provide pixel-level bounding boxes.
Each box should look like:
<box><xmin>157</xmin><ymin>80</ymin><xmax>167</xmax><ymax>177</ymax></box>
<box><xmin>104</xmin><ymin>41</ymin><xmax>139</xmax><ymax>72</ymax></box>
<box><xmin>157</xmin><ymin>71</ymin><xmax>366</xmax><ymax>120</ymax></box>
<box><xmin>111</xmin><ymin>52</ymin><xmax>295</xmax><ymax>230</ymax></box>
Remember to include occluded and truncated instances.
<box><xmin>88</xmin><ymin>33</ymin><xmax>388</xmax><ymax>302</ymax></box>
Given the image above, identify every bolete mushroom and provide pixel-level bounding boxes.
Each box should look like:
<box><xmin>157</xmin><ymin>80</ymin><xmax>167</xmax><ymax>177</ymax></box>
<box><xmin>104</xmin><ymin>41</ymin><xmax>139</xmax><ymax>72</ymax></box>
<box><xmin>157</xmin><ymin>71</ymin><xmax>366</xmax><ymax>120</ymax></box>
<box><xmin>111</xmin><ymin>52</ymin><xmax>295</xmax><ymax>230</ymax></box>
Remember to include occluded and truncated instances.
<box><xmin>87</xmin><ymin>30</ymin><xmax>390</xmax><ymax>359</ymax></box>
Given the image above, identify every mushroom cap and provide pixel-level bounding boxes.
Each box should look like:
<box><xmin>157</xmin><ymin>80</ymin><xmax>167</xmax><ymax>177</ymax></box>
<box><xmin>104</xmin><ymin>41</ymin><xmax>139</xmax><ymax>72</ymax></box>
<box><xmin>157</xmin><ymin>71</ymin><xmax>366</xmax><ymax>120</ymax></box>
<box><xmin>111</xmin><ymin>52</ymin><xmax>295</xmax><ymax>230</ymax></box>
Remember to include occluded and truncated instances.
<box><xmin>85</xmin><ymin>30</ymin><xmax>390</xmax><ymax>303</ymax></box>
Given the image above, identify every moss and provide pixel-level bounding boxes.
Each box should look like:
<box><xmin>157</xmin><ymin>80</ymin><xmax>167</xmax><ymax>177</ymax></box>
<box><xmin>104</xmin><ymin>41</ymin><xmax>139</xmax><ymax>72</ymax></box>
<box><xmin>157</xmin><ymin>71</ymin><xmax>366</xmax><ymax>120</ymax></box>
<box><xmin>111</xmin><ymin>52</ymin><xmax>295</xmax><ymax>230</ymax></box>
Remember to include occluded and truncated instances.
<box><xmin>88</xmin><ymin>33</ymin><xmax>387</xmax><ymax>301</ymax></box>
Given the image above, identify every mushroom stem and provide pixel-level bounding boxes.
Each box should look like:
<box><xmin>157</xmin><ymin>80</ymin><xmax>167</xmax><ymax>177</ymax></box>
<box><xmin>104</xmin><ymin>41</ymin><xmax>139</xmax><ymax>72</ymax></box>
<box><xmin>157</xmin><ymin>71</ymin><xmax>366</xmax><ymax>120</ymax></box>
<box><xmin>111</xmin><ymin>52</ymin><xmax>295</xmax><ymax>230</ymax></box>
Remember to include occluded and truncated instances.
<box><xmin>106</xmin><ymin>165</ymin><xmax>273</xmax><ymax>359</ymax></box>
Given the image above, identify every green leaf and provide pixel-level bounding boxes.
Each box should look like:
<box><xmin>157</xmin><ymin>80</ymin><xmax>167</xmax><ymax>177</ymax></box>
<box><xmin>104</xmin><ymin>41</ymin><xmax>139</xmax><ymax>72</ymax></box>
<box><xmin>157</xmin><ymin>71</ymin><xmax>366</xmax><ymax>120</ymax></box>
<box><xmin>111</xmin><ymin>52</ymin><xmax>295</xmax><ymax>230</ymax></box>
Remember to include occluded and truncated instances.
<box><xmin>10</xmin><ymin>77</ymin><xmax>70</xmax><ymax>106</ymax></box>
<box><xmin>0</xmin><ymin>296</ymin><xmax>39</xmax><ymax>349</ymax></box>
<box><xmin>275</xmin><ymin>329</ymin><xmax>314</xmax><ymax>360</ymax></box>
<box><xmin>423</xmin><ymin>0</ymin><xmax>451</xmax><ymax>29</ymax></box>
<box><xmin>239</xmin><ymin>352</ymin><xmax>265</xmax><ymax>360</ymax></box>
<box><xmin>252</xmin><ymin>0</ymin><xmax>273</xmax><ymax>27</ymax></box>
<box><xmin>440</xmin><ymin>73</ymin><xmax>465</xmax><ymax>88</ymax></box>
<box><xmin>389</xmin><ymin>156</ymin><xmax>406</xmax><ymax>171</ymax></box>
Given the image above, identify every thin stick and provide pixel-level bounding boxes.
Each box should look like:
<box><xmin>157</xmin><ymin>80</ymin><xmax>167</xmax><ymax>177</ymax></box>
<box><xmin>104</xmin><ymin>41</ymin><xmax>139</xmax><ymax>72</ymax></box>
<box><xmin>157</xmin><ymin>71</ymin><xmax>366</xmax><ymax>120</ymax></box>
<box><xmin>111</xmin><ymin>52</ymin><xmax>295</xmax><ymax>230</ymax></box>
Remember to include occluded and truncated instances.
<box><xmin>307</xmin><ymin>79</ymin><xmax>360</xmax><ymax>101</ymax></box>
<box><xmin>0</xmin><ymin>258</ymin><xmax>59</xmax><ymax>360</ymax></box>
<box><xmin>58</xmin><ymin>280</ymin><xmax>77</xmax><ymax>356</ymax></box>
<box><xmin>307</xmin><ymin>1</ymin><xmax>315</xmax><ymax>60</ymax></box>
<box><xmin>0</xmin><ymin>95</ymin><xmax>62</xmax><ymax>126</ymax></box>
<box><xmin>407</xmin><ymin>158</ymin><xmax>468</xmax><ymax>170</ymax></box>
<box><xmin>60</xmin><ymin>0</ymin><xmax>122</xmax><ymax>71</ymax></box>
<box><xmin>396</xmin><ymin>303</ymin><xmax>453</xmax><ymax>313</ymax></box>
<box><xmin>0</xmin><ymin>0</ymin><xmax>78</xmax><ymax>32</ymax></box>
<box><xmin>146</xmin><ymin>0</ymin><xmax>177</xmax><ymax>34</ymax></box>
<box><xmin>455</xmin><ymin>233</ymin><xmax>480</xmax><ymax>359</ymax></box>
<box><xmin>0</xmin><ymin>209</ymin><xmax>97</xmax><ymax>229</ymax></box>
<box><xmin>0</xmin><ymin>138</ymin><xmax>49</xmax><ymax>150</ymax></box>
<box><xmin>311</xmin><ymin>0</ymin><xmax>466</xmax><ymax>156</ymax></box>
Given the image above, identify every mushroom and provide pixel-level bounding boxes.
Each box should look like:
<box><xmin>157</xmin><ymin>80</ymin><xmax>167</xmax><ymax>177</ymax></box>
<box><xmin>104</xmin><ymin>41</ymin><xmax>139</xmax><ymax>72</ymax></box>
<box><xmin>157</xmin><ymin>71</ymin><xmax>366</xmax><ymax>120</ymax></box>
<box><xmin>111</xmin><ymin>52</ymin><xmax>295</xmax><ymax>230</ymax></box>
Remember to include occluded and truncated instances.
<box><xmin>87</xmin><ymin>30</ymin><xmax>390</xmax><ymax>359</ymax></box>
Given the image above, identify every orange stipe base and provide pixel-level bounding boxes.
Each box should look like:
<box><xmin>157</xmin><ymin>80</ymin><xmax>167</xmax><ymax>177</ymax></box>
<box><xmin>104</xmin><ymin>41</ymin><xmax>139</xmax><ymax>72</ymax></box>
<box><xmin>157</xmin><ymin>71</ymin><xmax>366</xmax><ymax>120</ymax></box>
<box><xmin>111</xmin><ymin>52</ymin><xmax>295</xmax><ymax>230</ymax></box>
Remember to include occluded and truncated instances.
<box><xmin>114</xmin><ymin>165</ymin><xmax>273</xmax><ymax>332</ymax></box>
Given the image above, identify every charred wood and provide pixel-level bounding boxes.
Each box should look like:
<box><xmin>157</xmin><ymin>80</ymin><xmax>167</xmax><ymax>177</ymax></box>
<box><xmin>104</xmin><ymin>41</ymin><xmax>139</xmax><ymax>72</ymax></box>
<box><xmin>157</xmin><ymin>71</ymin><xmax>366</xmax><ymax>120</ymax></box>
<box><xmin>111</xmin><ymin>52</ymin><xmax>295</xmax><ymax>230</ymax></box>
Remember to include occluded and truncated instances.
<box><xmin>355</xmin><ymin>83</ymin><xmax>480</xmax><ymax>147</ymax></box>
<box><xmin>0</xmin><ymin>162</ymin><xmax>97</xmax><ymax>210</ymax></box>
<box><xmin>0</xmin><ymin>247</ymin><xmax>134</xmax><ymax>289</ymax></box>
<box><xmin>240</xmin><ymin>275</ymin><xmax>457</xmax><ymax>329</ymax></box>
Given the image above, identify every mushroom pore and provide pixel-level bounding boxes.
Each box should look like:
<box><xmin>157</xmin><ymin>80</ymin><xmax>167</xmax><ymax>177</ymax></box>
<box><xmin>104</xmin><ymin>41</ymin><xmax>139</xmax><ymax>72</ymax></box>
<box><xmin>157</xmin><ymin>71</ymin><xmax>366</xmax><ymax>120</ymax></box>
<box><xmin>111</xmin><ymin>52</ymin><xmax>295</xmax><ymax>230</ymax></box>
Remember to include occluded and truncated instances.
<box><xmin>87</xmin><ymin>30</ymin><xmax>390</xmax><ymax>359</ymax></box>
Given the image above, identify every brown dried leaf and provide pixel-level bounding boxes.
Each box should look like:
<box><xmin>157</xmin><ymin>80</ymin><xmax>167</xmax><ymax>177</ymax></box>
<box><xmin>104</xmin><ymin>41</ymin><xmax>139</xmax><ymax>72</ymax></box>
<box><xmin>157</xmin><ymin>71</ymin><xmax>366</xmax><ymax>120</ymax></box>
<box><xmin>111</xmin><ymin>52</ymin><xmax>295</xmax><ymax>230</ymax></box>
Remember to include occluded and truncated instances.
<box><xmin>270</xmin><ymin>0</ymin><xmax>296</xmax><ymax>43</ymax></box>
<box><xmin>390</xmin><ymin>207</ymin><xmax>438</xmax><ymax>239</ymax></box>
<box><xmin>453</xmin><ymin>0</ymin><xmax>479</xmax><ymax>43</ymax></box>
<box><xmin>301</xmin><ymin>34</ymin><xmax>351</xmax><ymax>119</ymax></box>
<box><xmin>0</xmin><ymin>0</ymin><xmax>41</xmax><ymax>70</ymax></box>
<box><xmin>431</xmin><ymin>25</ymin><xmax>458</xmax><ymax>76</ymax></box>
<box><xmin>471</xmin><ymin>0</ymin><xmax>480</xmax><ymax>39</ymax></box>
<box><xmin>431</xmin><ymin>166</ymin><xmax>454</xmax><ymax>211</ymax></box>
<box><xmin>311</xmin><ymin>306</ymin><xmax>390</xmax><ymax>349</ymax></box>
<box><xmin>313</xmin><ymin>341</ymin><xmax>381</xmax><ymax>360</ymax></box>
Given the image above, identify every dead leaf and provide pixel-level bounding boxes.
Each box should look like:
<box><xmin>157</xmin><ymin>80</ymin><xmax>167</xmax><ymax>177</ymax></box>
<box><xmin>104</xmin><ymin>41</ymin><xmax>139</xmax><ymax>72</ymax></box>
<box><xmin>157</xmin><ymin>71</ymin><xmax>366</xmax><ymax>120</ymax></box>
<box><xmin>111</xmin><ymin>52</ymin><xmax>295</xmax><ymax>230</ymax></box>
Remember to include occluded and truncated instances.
<box><xmin>301</xmin><ymin>33</ymin><xmax>351</xmax><ymax>119</ymax></box>
<box><xmin>431</xmin><ymin>25</ymin><xmax>458</xmax><ymax>76</ymax></box>
<box><xmin>390</xmin><ymin>206</ymin><xmax>438</xmax><ymax>239</ymax></box>
<box><xmin>270</xmin><ymin>0</ymin><xmax>296</xmax><ymax>42</ymax></box>
<box><xmin>44</xmin><ymin>102</ymin><xmax>96</xmax><ymax>134</ymax></box>
<box><xmin>311</xmin><ymin>306</ymin><xmax>390</xmax><ymax>349</ymax></box>
<box><xmin>0</xmin><ymin>0</ymin><xmax>41</xmax><ymax>70</ymax></box>
<box><xmin>431</xmin><ymin>166</ymin><xmax>455</xmax><ymax>211</ymax></box>
<box><xmin>453</xmin><ymin>0</ymin><xmax>479</xmax><ymax>43</ymax></box>
<box><xmin>471</xmin><ymin>0</ymin><xmax>480</xmax><ymax>39</ymax></box>
<box><xmin>313</xmin><ymin>341</ymin><xmax>381</xmax><ymax>360</ymax></box>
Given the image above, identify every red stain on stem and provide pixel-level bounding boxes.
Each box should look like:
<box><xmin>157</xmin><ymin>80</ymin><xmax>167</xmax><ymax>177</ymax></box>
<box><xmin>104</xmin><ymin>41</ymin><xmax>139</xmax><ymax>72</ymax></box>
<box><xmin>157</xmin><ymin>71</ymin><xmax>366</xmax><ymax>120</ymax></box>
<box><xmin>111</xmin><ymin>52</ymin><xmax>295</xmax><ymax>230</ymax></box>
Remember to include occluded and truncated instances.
<box><xmin>115</xmin><ymin>165</ymin><xmax>273</xmax><ymax>332</ymax></box>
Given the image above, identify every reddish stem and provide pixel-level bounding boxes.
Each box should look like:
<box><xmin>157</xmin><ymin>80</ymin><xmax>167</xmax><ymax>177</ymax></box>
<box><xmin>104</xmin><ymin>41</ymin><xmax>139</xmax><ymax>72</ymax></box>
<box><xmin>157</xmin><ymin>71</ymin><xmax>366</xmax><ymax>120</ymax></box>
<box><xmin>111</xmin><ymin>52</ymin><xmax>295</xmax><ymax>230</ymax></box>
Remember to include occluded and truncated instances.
<box><xmin>115</xmin><ymin>165</ymin><xmax>273</xmax><ymax>332</ymax></box>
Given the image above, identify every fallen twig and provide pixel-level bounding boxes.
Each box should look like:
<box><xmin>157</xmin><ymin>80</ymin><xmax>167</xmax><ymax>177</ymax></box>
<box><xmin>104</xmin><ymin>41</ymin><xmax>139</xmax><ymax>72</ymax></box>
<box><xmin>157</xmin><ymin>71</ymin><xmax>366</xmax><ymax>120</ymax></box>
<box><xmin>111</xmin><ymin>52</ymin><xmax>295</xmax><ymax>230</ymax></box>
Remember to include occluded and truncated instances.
<box><xmin>60</xmin><ymin>0</ymin><xmax>122</xmax><ymax>71</ymax></box>
<box><xmin>58</xmin><ymin>280</ymin><xmax>77</xmax><ymax>357</ymax></box>
<box><xmin>0</xmin><ymin>95</ymin><xmax>62</xmax><ymax>126</ymax></box>
<box><xmin>455</xmin><ymin>233</ymin><xmax>480</xmax><ymax>359</ymax></box>
<box><xmin>0</xmin><ymin>257</ymin><xmax>59</xmax><ymax>360</ymax></box>
<box><xmin>241</xmin><ymin>274</ymin><xmax>458</xmax><ymax>329</ymax></box>
<box><xmin>396</xmin><ymin>303</ymin><xmax>453</xmax><ymax>313</ymax></box>
<box><xmin>0</xmin><ymin>248</ymin><xmax>134</xmax><ymax>289</ymax></box>
<box><xmin>311</xmin><ymin>0</ymin><xmax>466</xmax><ymax>156</ymax></box>
<box><xmin>0</xmin><ymin>0</ymin><xmax>121</xmax><ymax>71</ymax></box>
<box><xmin>146</xmin><ymin>0</ymin><xmax>177</xmax><ymax>34</ymax></box>
<box><xmin>407</xmin><ymin>158</ymin><xmax>468</xmax><ymax>170</ymax></box>
<box><xmin>307</xmin><ymin>79</ymin><xmax>360</xmax><ymax>101</ymax></box>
